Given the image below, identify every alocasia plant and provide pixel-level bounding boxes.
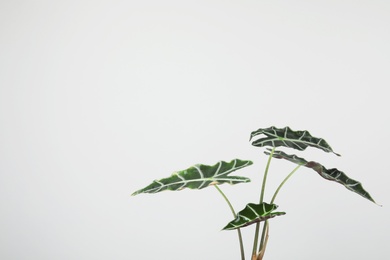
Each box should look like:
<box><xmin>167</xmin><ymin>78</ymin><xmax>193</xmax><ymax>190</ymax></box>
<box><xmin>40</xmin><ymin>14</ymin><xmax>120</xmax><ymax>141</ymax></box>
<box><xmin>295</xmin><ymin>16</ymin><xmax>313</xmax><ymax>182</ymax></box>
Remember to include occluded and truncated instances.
<box><xmin>132</xmin><ymin>126</ymin><xmax>378</xmax><ymax>260</ymax></box>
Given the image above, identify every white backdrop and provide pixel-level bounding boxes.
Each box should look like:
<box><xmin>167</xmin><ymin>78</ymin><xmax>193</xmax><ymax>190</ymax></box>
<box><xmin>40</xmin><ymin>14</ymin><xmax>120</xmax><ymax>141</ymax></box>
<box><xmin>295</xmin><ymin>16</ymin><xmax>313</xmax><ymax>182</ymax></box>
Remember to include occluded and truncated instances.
<box><xmin>1</xmin><ymin>1</ymin><xmax>389</xmax><ymax>259</ymax></box>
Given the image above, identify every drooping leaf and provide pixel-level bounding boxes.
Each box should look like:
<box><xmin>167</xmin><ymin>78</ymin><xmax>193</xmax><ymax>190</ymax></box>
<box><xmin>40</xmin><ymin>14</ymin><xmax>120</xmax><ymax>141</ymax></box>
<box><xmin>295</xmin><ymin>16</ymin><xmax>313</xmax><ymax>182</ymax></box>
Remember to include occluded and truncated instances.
<box><xmin>223</xmin><ymin>202</ymin><xmax>285</xmax><ymax>230</ymax></box>
<box><xmin>265</xmin><ymin>149</ymin><xmax>376</xmax><ymax>204</ymax></box>
<box><xmin>250</xmin><ymin>126</ymin><xmax>340</xmax><ymax>156</ymax></box>
<box><xmin>132</xmin><ymin>159</ymin><xmax>253</xmax><ymax>196</ymax></box>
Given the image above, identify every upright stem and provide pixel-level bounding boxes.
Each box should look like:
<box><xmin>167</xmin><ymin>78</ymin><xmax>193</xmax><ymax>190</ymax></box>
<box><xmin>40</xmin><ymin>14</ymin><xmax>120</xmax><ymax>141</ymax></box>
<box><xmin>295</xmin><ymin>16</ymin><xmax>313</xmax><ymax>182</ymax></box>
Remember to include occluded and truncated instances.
<box><xmin>258</xmin><ymin>164</ymin><xmax>302</xmax><ymax>253</ymax></box>
<box><xmin>214</xmin><ymin>185</ymin><xmax>245</xmax><ymax>260</ymax></box>
<box><xmin>252</xmin><ymin>147</ymin><xmax>275</xmax><ymax>258</ymax></box>
<box><xmin>259</xmin><ymin>147</ymin><xmax>275</xmax><ymax>203</ymax></box>
<box><xmin>258</xmin><ymin>220</ymin><xmax>268</xmax><ymax>255</ymax></box>
<box><xmin>257</xmin><ymin>221</ymin><xmax>269</xmax><ymax>260</ymax></box>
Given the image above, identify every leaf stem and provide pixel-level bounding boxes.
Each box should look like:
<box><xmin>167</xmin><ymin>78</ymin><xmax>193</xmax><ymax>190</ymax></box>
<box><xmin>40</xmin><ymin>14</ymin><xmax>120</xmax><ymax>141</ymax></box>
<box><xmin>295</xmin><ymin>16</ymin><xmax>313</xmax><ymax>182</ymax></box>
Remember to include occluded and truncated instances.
<box><xmin>258</xmin><ymin>164</ymin><xmax>301</xmax><ymax>253</ymax></box>
<box><xmin>214</xmin><ymin>185</ymin><xmax>245</xmax><ymax>260</ymax></box>
<box><xmin>252</xmin><ymin>147</ymin><xmax>275</xmax><ymax>258</ymax></box>
<box><xmin>258</xmin><ymin>220</ymin><xmax>268</xmax><ymax>255</ymax></box>
<box><xmin>271</xmin><ymin>164</ymin><xmax>301</xmax><ymax>204</ymax></box>
<box><xmin>257</xmin><ymin>221</ymin><xmax>269</xmax><ymax>260</ymax></box>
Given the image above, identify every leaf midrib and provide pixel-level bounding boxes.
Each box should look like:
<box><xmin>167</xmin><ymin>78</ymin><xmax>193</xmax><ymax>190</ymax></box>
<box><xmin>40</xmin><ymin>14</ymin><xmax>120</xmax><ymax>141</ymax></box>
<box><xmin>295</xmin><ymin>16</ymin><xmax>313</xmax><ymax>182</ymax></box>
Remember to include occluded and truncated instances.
<box><xmin>255</xmin><ymin>133</ymin><xmax>327</xmax><ymax>151</ymax></box>
<box><xmin>148</xmin><ymin>161</ymin><xmax>251</xmax><ymax>191</ymax></box>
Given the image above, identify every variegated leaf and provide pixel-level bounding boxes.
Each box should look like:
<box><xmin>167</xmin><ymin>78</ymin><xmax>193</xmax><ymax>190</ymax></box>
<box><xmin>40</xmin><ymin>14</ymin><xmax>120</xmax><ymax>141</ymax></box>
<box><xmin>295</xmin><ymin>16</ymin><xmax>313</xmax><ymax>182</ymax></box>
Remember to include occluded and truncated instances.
<box><xmin>223</xmin><ymin>203</ymin><xmax>285</xmax><ymax>230</ymax></box>
<box><xmin>250</xmin><ymin>126</ymin><xmax>340</xmax><ymax>156</ymax></box>
<box><xmin>266</xmin><ymin>149</ymin><xmax>376</xmax><ymax>204</ymax></box>
<box><xmin>132</xmin><ymin>159</ymin><xmax>253</xmax><ymax>195</ymax></box>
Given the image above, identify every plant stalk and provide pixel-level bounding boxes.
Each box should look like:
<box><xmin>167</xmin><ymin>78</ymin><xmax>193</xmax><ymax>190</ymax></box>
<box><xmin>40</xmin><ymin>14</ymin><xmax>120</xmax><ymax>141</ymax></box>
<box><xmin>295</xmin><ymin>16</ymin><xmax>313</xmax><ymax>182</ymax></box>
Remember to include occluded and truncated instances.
<box><xmin>257</xmin><ymin>222</ymin><xmax>269</xmax><ymax>260</ymax></box>
<box><xmin>271</xmin><ymin>164</ymin><xmax>301</xmax><ymax>204</ymax></box>
<box><xmin>258</xmin><ymin>220</ymin><xmax>268</xmax><ymax>255</ymax></box>
<box><xmin>252</xmin><ymin>147</ymin><xmax>275</xmax><ymax>258</ymax></box>
<box><xmin>214</xmin><ymin>185</ymin><xmax>245</xmax><ymax>260</ymax></box>
<box><xmin>258</xmin><ymin>164</ymin><xmax>302</xmax><ymax>253</ymax></box>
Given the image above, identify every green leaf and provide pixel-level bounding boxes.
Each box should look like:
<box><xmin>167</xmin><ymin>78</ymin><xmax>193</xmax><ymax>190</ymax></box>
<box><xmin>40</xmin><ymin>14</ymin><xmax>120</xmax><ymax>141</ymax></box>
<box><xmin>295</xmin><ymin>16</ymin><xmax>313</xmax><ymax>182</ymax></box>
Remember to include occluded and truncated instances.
<box><xmin>250</xmin><ymin>126</ymin><xmax>340</xmax><ymax>156</ymax></box>
<box><xmin>266</xmin><ymin>149</ymin><xmax>377</xmax><ymax>204</ymax></box>
<box><xmin>132</xmin><ymin>159</ymin><xmax>253</xmax><ymax>196</ymax></box>
<box><xmin>223</xmin><ymin>203</ymin><xmax>285</xmax><ymax>230</ymax></box>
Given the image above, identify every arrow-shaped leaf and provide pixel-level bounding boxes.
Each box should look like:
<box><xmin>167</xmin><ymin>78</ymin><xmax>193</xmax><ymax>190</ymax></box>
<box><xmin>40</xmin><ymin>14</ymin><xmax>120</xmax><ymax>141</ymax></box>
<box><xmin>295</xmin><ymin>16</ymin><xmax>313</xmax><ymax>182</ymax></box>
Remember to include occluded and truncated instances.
<box><xmin>266</xmin><ymin>149</ymin><xmax>376</xmax><ymax>204</ymax></box>
<box><xmin>250</xmin><ymin>126</ymin><xmax>340</xmax><ymax>156</ymax></box>
<box><xmin>223</xmin><ymin>203</ymin><xmax>285</xmax><ymax>230</ymax></box>
<box><xmin>132</xmin><ymin>159</ymin><xmax>253</xmax><ymax>196</ymax></box>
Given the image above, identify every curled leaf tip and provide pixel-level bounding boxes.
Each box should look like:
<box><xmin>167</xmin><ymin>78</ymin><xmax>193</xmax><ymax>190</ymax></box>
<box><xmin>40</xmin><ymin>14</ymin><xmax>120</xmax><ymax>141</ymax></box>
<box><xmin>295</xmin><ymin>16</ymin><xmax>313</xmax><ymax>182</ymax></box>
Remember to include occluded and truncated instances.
<box><xmin>268</xmin><ymin>150</ymin><xmax>377</xmax><ymax>204</ymax></box>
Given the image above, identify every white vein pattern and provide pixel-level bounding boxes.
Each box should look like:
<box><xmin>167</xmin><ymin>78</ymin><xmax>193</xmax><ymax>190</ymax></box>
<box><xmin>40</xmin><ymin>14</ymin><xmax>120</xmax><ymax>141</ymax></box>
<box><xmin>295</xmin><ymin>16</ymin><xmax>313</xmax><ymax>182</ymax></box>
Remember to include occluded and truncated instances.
<box><xmin>223</xmin><ymin>203</ymin><xmax>285</xmax><ymax>230</ymax></box>
<box><xmin>269</xmin><ymin>150</ymin><xmax>376</xmax><ymax>204</ymax></box>
<box><xmin>250</xmin><ymin>126</ymin><xmax>340</xmax><ymax>155</ymax></box>
<box><xmin>193</xmin><ymin>165</ymin><xmax>206</xmax><ymax>189</ymax></box>
<box><xmin>176</xmin><ymin>173</ymin><xmax>187</xmax><ymax>190</ymax></box>
<box><xmin>152</xmin><ymin>180</ymin><xmax>165</xmax><ymax>193</ymax></box>
<box><xmin>247</xmin><ymin>204</ymin><xmax>260</xmax><ymax>217</ymax></box>
<box><xmin>132</xmin><ymin>159</ymin><xmax>253</xmax><ymax>195</ymax></box>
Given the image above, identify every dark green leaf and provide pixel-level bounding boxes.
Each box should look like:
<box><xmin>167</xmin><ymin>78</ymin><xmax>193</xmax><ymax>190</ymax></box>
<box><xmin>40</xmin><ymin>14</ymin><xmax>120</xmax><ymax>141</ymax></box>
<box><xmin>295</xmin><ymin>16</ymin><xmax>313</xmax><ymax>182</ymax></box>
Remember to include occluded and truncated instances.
<box><xmin>250</xmin><ymin>126</ymin><xmax>340</xmax><ymax>156</ymax></box>
<box><xmin>132</xmin><ymin>159</ymin><xmax>253</xmax><ymax>195</ymax></box>
<box><xmin>223</xmin><ymin>203</ymin><xmax>285</xmax><ymax>230</ymax></box>
<box><xmin>266</xmin><ymin>149</ymin><xmax>377</xmax><ymax>204</ymax></box>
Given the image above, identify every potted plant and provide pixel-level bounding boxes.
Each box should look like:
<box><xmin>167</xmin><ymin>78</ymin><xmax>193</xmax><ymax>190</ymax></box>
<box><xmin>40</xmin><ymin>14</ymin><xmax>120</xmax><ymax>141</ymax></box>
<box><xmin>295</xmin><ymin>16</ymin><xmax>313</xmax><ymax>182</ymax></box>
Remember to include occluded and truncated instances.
<box><xmin>132</xmin><ymin>126</ymin><xmax>378</xmax><ymax>260</ymax></box>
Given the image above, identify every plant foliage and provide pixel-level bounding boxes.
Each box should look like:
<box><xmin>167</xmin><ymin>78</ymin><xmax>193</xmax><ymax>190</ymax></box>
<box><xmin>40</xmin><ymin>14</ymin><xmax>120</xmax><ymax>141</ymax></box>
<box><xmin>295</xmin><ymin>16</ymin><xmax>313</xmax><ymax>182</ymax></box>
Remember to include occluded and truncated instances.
<box><xmin>223</xmin><ymin>203</ymin><xmax>285</xmax><ymax>230</ymax></box>
<box><xmin>265</xmin><ymin>149</ymin><xmax>376</xmax><ymax>204</ymax></box>
<box><xmin>250</xmin><ymin>126</ymin><xmax>340</xmax><ymax>156</ymax></box>
<box><xmin>132</xmin><ymin>159</ymin><xmax>253</xmax><ymax>195</ymax></box>
<box><xmin>132</xmin><ymin>126</ymin><xmax>378</xmax><ymax>260</ymax></box>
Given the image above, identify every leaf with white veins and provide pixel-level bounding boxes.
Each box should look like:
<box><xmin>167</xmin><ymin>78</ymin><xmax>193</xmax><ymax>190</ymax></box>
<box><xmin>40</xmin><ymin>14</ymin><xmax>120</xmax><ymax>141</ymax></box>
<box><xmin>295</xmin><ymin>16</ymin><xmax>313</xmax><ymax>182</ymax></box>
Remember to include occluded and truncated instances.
<box><xmin>132</xmin><ymin>159</ymin><xmax>253</xmax><ymax>195</ymax></box>
<box><xmin>250</xmin><ymin>126</ymin><xmax>340</xmax><ymax>156</ymax></box>
<box><xmin>223</xmin><ymin>203</ymin><xmax>285</xmax><ymax>230</ymax></box>
<box><xmin>265</xmin><ymin>149</ymin><xmax>377</xmax><ymax>204</ymax></box>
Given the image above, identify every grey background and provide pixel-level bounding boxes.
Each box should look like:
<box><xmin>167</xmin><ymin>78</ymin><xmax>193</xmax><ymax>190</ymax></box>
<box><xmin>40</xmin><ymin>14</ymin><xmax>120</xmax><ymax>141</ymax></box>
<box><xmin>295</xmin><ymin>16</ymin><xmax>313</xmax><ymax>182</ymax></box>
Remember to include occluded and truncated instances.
<box><xmin>1</xmin><ymin>1</ymin><xmax>389</xmax><ymax>259</ymax></box>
